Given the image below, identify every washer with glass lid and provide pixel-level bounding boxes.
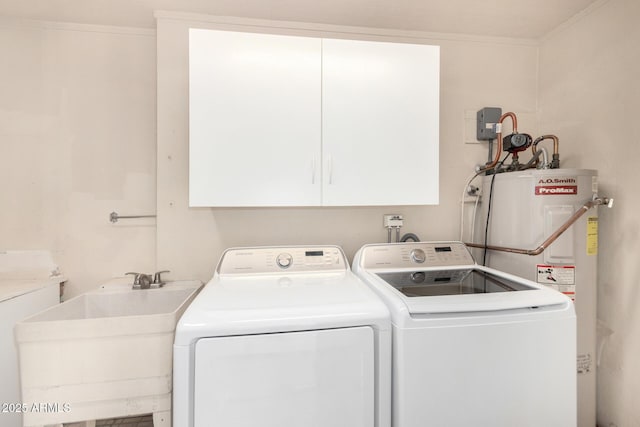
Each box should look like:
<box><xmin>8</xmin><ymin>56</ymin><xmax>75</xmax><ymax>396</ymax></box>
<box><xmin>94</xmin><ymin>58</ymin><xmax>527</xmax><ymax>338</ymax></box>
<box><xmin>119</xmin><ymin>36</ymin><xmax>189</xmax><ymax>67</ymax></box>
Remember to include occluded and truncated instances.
<box><xmin>352</xmin><ymin>241</ymin><xmax>577</xmax><ymax>427</ymax></box>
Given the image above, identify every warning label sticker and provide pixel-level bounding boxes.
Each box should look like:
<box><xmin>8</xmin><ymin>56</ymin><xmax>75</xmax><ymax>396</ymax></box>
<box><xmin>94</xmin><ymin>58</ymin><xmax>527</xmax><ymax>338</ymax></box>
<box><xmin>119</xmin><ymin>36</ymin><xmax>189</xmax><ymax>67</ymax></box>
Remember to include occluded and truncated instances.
<box><xmin>577</xmin><ymin>353</ymin><xmax>592</xmax><ymax>374</ymax></box>
<box><xmin>534</xmin><ymin>176</ymin><xmax>578</xmax><ymax>196</ymax></box>
<box><xmin>537</xmin><ymin>265</ymin><xmax>576</xmax><ymax>300</ymax></box>
<box><xmin>587</xmin><ymin>216</ymin><xmax>598</xmax><ymax>256</ymax></box>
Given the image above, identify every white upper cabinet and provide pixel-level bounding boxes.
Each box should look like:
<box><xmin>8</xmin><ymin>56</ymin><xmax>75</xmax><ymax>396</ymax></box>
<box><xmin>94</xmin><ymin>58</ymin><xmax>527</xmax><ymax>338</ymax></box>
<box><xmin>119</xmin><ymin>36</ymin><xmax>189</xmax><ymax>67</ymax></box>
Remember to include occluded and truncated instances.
<box><xmin>189</xmin><ymin>28</ymin><xmax>439</xmax><ymax>207</ymax></box>
<box><xmin>322</xmin><ymin>38</ymin><xmax>439</xmax><ymax>206</ymax></box>
<box><xmin>189</xmin><ymin>29</ymin><xmax>322</xmax><ymax>207</ymax></box>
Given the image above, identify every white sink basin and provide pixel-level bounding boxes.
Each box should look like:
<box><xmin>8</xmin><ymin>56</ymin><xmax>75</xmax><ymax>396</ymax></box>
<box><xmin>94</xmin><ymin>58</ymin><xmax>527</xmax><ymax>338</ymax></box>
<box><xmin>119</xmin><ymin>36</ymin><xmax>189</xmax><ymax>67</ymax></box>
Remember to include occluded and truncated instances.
<box><xmin>27</xmin><ymin>287</ymin><xmax>196</xmax><ymax>321</ymax></box>
<box><xmin>15</xmin><ymin>280</ymin><xmax>202</xmax><ymax>427</ymax></box>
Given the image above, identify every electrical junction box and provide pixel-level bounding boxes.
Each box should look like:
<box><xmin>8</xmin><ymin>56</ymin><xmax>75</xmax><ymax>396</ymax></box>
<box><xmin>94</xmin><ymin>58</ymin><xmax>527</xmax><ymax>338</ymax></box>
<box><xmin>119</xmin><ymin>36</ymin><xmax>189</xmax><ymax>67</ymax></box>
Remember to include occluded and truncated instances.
<box><xmin>477</xmin><ymin>107</ymin><xmax>502</xmax><ymax>140</ymax></box>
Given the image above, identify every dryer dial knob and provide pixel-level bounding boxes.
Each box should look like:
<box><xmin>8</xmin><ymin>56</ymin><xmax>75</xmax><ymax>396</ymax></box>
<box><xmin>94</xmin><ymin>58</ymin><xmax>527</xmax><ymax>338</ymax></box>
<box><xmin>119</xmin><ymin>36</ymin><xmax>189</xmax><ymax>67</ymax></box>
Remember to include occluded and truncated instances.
<box><xmin>276</xmin><ymin>253</ymin><xmax>293</xmax><ymax>269</ymax></box>
<box><xmin>410</xmin><ymin>249</ymin><xmax>426</xmax><ymax>263</ymax></box>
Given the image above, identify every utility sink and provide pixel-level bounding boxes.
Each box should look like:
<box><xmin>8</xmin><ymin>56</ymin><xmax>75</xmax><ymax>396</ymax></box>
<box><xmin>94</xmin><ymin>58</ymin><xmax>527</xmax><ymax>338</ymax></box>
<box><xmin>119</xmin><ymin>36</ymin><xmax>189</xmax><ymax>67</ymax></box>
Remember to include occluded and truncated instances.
<box><xmin>14</xmin><ymin>280</ymin><xmax>202</xmax><ymax>427</ymax></box>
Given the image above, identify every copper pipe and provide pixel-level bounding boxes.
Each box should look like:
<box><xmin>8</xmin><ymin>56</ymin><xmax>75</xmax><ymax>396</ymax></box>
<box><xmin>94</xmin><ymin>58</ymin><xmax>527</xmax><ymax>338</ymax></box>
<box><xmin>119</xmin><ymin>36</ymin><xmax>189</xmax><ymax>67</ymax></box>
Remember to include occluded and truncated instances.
<box><xmin>479</xmin><ymin>112</ymin><xmax>518</xmax><ymax>173</ymax></box>
<box><xmin>466</xmin><ymin>197</ymin><xmax>611</xmax><ymax>256</ymax></box>
<box><xmin>532</xmin><ymin>134</ymin><xmax>559</xmax><ymax>156</ymax></box>
<box><xmin>531</xmin><ymin>134</ymin><xmax>559</xmax><ymax>168</ymax></box>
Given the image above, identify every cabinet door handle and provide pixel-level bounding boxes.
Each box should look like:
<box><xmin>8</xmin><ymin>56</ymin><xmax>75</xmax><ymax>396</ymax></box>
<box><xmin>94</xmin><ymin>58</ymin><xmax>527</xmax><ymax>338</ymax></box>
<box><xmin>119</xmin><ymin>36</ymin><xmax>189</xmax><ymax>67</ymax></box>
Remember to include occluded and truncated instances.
<box><xmin>311</xmin><ymin>157</ymin><xmax>316</xmax><ymax>184</ymax></box>
<box><xmin>327</xmin><ymin>155</ymin><xmax>333</xmax><ymax>185</ymax></box>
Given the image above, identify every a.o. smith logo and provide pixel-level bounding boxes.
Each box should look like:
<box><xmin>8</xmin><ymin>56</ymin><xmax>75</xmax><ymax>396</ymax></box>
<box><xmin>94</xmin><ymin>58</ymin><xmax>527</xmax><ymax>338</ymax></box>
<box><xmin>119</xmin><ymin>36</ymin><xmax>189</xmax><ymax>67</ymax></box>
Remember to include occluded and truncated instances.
<box><xmin>535</xmin><ymin>176</ymin><xmax>578</xmax><ymax>195</ymax></box>
<box><xmin>538</xmin><ymin>177</ymin><xmax>576</xmax><ymax>184</ymax></box>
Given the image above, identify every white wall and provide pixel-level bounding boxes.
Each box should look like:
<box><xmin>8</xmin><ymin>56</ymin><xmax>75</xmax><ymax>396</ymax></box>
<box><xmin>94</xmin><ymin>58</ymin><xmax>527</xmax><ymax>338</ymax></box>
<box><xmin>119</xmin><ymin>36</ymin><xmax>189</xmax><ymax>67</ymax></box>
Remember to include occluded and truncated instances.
<box><xmin>156</xmin><ymin>14</ymin><xmax>539</xmax><ymax>282</ymax></box>
<box><xmin>0</xmin><ymin>15</ymin><xmax>539</xmax><ymax>294</ymax></box>
<box><xmin>0</xmin><ymin>20</ymin><xmax>157</xmax><ymax>297</ymax></box>
<box><xmin>538</xmin><ymin>0</ymin><xmax>640</xmax><ymax>425</ymax></box>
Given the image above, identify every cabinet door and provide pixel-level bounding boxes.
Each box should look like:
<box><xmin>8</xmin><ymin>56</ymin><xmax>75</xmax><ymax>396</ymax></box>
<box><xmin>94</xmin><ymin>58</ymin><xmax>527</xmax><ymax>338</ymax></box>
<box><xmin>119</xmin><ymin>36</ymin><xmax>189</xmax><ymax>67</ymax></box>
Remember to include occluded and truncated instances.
<box><xmin>189</xmin><ymin>29</ymin><xmax>322</xmax><ymax>206</ymax></box>
<box><xmin>322</xmin><ymin>39</ymin><xmax>439</xmax><ymax>206</ymax></box>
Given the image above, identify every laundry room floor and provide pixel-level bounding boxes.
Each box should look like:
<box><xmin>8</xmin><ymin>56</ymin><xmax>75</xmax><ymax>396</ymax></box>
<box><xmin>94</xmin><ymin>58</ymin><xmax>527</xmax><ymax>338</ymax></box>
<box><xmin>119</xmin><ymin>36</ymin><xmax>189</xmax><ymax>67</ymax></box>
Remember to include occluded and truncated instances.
<box><xmin>64</xmin><ymin>414</ymin><xmax>153</xmax><ymax>427</ymax></box>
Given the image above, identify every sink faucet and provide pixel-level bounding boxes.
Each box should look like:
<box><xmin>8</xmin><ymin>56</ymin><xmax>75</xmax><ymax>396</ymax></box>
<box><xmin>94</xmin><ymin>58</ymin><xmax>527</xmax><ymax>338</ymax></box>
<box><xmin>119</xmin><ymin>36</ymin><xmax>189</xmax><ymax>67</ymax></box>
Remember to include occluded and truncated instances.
<box><xmin>126</xmin><ymin>272</ymin><xmax>153</xmax><ymax>289</ymax></box>
<box><xmin>126</xmin><ymin>270</ymin><xmax>171</xmax><ymax>289</ymax></box>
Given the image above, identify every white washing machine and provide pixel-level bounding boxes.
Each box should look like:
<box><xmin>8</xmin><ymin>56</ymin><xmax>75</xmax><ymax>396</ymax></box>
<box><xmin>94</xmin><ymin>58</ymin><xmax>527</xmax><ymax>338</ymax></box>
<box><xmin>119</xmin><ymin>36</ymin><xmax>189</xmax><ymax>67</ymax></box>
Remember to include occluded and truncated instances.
<box><xmin>352</xmin><ymin>241</ymin><xmax>576</xmax><ymax>427</ymax></box>
<box><xmin>174</xmin><ymin>246</ymin><xmax>391</xmax><ymax>427</ymax></box>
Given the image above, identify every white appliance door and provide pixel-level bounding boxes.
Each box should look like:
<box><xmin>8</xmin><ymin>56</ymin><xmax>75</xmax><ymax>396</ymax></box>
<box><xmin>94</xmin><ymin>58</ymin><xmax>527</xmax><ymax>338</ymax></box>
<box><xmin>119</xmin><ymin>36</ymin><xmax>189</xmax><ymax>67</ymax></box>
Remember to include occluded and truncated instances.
<box><xmin>194</xmin><ymin>326</ymin><xmax>374</xmax><ymax>427</ymax></box>
<box><xmin>397</xmin><ymin>310</ymin><xmax>576</xmax><ymax>427</ymax></box>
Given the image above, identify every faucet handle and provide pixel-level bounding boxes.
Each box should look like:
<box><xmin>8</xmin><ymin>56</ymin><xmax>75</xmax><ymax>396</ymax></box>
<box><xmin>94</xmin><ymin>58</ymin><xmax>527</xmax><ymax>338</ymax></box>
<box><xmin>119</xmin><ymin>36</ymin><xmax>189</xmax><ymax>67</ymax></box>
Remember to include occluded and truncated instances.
<box><xmin>153</xmin><ymin>270</ymin><xmax>170</xmax><ymax>286</ymax></box>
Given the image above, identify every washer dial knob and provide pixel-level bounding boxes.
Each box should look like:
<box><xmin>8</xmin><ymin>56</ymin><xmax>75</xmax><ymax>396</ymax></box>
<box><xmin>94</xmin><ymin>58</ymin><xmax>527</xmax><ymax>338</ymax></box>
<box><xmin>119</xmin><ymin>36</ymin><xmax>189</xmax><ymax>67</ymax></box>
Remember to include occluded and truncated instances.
<box><xmin>276</xmin><ymin>253</ymin><xmax>293</xmax><ymax>269</ymax></box>
<box><xmin>410</xmin><ymin>272</ymin><xmax>426</xmax><ymax>283</ymax></box>
<box><xmin>410</xmin><ymin>249</ymin><xmax>426</xmax><ymax>263</ymax></box>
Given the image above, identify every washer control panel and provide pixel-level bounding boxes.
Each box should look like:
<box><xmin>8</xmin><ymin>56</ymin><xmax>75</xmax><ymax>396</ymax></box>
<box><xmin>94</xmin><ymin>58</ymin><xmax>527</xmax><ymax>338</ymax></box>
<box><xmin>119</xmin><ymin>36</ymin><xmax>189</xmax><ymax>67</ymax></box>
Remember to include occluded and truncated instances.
<box><xmin>217</xmin><ymin>246</ymin><xmax>347</xmax><ymax>275</ymax></box>
<box><xmin>359</xmin><ymin>242</ymin><xmax>476</xmax><ymax>270</ymax></box>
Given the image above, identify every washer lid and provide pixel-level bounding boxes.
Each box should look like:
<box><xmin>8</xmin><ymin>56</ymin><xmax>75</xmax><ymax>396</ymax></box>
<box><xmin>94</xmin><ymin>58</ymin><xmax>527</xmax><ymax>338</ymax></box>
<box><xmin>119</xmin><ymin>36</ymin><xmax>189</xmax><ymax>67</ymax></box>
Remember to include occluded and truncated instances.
<box><xmin>376</xmin><ymin>268</ymin><xmax>534</xmax><ymax>297</ymax></box>
<box><xmin>353</xmin><ymin>242</ymin><xmax>572</xmax><ymax>314</ymax></box>
<box><xmin>363</xmin><ymin>265</ymin><xmax>570</xmax><ymax>315</ymax></box>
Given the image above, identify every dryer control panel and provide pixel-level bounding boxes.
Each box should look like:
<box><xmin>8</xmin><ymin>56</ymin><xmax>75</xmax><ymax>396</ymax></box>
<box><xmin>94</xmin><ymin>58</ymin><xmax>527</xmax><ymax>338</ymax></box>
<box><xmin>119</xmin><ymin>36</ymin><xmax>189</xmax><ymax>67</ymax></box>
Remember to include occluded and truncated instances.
<box><xmin>359</xmin><ymin>241</ymin><xmax>476</xmax><ymax>270</ymax></box>
<box><xmin>217</xmin><ymin>246</ymin><xmax>348</xmax><ymax>275</ymax></box>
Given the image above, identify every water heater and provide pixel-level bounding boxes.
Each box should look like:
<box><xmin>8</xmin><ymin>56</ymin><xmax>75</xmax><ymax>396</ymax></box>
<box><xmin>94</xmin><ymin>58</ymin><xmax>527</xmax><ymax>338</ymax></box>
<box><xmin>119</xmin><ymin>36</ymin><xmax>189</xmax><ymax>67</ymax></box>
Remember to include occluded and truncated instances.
<box><xmin>473</xmin><ymin>168</ymin><xmax>598</xmax><ymax>427</ymax></box>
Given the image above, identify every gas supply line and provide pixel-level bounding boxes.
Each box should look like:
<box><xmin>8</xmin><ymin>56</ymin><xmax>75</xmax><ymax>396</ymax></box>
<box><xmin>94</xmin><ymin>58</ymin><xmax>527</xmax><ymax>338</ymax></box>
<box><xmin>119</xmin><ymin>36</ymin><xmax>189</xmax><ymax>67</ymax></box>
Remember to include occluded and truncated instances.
<box><xmin>466</xmin><ymin>195</ymin><xmax>613</xmax><ymax>256</ymax></box>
